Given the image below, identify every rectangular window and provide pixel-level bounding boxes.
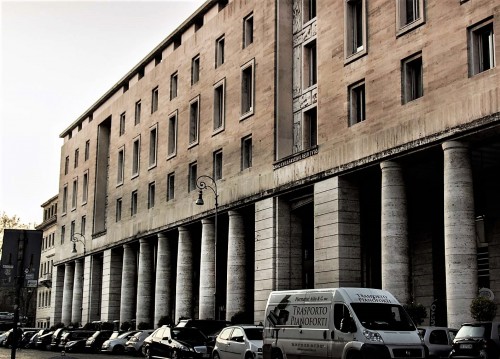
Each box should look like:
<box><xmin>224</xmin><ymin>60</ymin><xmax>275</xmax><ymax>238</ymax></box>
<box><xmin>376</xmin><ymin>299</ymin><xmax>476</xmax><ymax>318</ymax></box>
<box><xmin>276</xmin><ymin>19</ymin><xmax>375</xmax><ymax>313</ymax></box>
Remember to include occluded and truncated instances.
<box><xmin>82</xmin><ymin>171</ymin><xmax>88</xmax><ymax>204</ymax></box>
<box><xmin>241</xmin><ymin>135</ymin><xmax>252</xmax><ymax>170</ymax></box>
<box><xmin>135</xmin><ymin>100</ymin><xmax>142</xmax><ymax>125</ymax></box>
<box><xmin>70</xmin><ymin>220</ymin><xmax>75</xmax><ymax>240</ymax></box>
<box><xmin>345</xmin><ymin>0</ymin><xmax>366</xmax><ymax>60</ymax></box>
<box><xmin>81</xmin><ymin>215</ymin><xmax>86</xmax><ymax>236</ymax></box>
<box><xmin>468</xmin><ymin>18</ymin><xmax>495</xmax><ymax>76</ymax></box>
<box><xmin>243</xmin><ymin>13</ymin><xmax>254</xmax><ymax>48</ymax></box>
<box><xmin>167</xmin><ymin>111</ymin><xmax>178</xmax><ymax>157</ymax></box>
<box><xmin>303</xmin><ymin>0</ymin><xmax>316</xmax><ymax>23</ymax></box>
<box><xmin>170</xmin><ymin>72</ymin><xmax>178</xmax><ymax>100</ymax></box>
<box><xmin>117</xmin><ymin>147</ymin><xmax>125</xmax><ymax>185</ymax></box>
<box><xmin>216</xmin><ymin>35</ymin><xmax>225</xmax><ymax>68</ymax></box>
<box><xmin>148</xmin><ymin>182</ymin><xmax>156</xmax><ymax>209</ymax></box>
<box><xmin>396</xmin><ymin>0</ymin><xmax>425</xmax><ymax>34</ymax></box>
<box><xmin>132</xmin><ymin>136</ymin><xmax>141</xmax><ymax>177</ymax></box>
<box><xmin>149</xmin><ymin>125</ymin><xmax>158</xmax><ymax>168</ymax></box>
<box><xmin>131</xmin><ymin>191</ymin><xmax>138</xmax><ymax>216</ymax></box>
<box><xmin>189</xmin><ymin>96</ymin><xmax>200</xmax><ymax>146</ymax></box>
<box><xmin>167</xmin><ymin>172</ymin><xmax>175</xmax><ymax>201</ymax></box>
<box><xmin>60</xmin><ymin>225</ymin><xmax>65</xmax><ymax>244</ymax></box>
<box><xmin>348</xmin><ymin>81</ymin><xmax>366</xmax><ymax>126</ymax></box>
<box><xmin>116</xmin><ymin>198</ymin><xmax>122</xmax><ymax>222</ymax></box>
<box><xmin>151</xmin><ymin>87</ymin><xmax>159</xmax><ymax>113</ymax></box>
<box><xmin>213</xmin><ymin>149</ymin><xmax>223</xmax><ymax>180</ymax></box>
<box><xmin>303</xmin><ymin>107</ymin><xmax>317</xmax><ymax>149</ymax></box>
<box><xmin>119</xmin><ymin>112</ymin><xmax>126</xmax><ymax>136</ymax></box>
<box><xmin>241</xmin><ymin>59</ymin><xmax>255</xmax><ymax>117</ymax></box>
<box><xmin>188</xmin><ymin>162</ymin><xmax>197</xmax><ymax>192</ymax></box>
<box><xmin>71</xmin><ymin>179</ymin><xmax>78</xmax><ymax>209</ymax></box>
<box><xmin>402</xmin><ymin>53</ymin><xmax>423</xmax><ymax>103</ymax></box>
<box><xmin>64</xmin><ymin>156</ymin><xmax>69</xmax><ymax>175</ymax></box>
<box><xmin>74</xmin><ymin>148</ymin><xmax>79</xmax><ymax>168</ymax></box>
<box><xmin>85</xmin><ymin>140</ymin><xmax>90</xmax><ymax>161</ymax></box>
<box><xmin>213</xmin><ymin>79</ymin><xmax>225</xmax><ymax>131</ymax></box>
<box><xmin>303</xmin><ymin>40</ymin><xmax>317</xmax><ymax>88</ymax></box>
<box><xmin>191</xmin><ymin>55</ymin><xmax>200</xmax><ymax>85</ymax></box>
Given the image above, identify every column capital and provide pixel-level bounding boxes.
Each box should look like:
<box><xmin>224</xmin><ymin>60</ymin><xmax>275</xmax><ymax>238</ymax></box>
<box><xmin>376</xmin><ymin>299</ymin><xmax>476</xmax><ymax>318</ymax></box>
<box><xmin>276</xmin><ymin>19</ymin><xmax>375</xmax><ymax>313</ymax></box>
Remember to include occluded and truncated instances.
<box><xmin>442</xmin><ymin>140</ymin><xmax>468</xmax><ymax>152</ymax></box>
<box><xmin>380</xmin><ymin>160</ymin><xmax>401</xmax><ymax>171</ymax></box>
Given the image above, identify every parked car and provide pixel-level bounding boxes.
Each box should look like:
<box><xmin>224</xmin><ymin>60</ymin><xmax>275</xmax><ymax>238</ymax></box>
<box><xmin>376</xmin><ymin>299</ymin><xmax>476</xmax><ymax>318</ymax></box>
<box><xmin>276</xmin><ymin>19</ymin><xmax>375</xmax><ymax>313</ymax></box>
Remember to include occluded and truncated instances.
<box><xmin>450</xmin><ymin>322</ymin><xmax>500</xmax><ymax>359</ymax></box>
<box><xmin>18</xmin><ymin>330</ymin><xmax>37</xmax><ymax>349</ymax></box>
<box><xmin>85</xmin><ymin>329</ymin><xmax>113</xmax><ymax>353</ymax></box>
<box><xmin>176</xmin><ymin>319</ymin><xmax>231</xmax><ymax>339</ymax></box>
<box><xmin>35</xmin><ymin>330</ymin><xmax>54</xmax><ymax>350</ymax></box>
<box><xmin>59</xmin><ymin>330</ymin><xmax>95</xmax><ymax>352</ymax></box>
<box><xmin>50</xmin><ymin>327</ymin><xmax>68</xmax><ymax>351</ymax></box>
<box><xmin>0</xmin><ymin>329</ymin><xmax>12</xmax><ymax>347</ymax></box>
<box><xmin>3</xmin><ymin>327</ymin><xmax>37</xmax><ymax>348</ymax></box>
<box><xmin>26</xmin><ymin>329</ymin><xmax>50</xmax><ymax>348</ymax></box>
<box><xmin>418</xmin><ymin>326</ymin><xmax>457</xmax><ymax>358</ymax></box>
<box><xmin>101</xmin><ymin>330</ymin><xmax>139</xmax><ymax>354</ymax></box>
<box><xmin>143</xmin><ymin>326</ymin><xmax>212</xmax><ymax>359</ymax></box>
<box><xmin>126</xmin><ymin>329</ymin><xmax>154</xmax><ymax>356</ymax></box>
<box><xmin>212</xmin><ymin>325</ymin><xmax>263</xmax><ymax>359</ymax></box>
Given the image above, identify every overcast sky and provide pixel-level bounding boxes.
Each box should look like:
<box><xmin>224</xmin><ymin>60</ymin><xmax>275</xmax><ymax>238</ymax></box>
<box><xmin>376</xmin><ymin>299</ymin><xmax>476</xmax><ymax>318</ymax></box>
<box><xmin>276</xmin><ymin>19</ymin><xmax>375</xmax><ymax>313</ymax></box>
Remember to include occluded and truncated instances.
<box><xmin>1</xmin><ymin>0</ymin><xmax>204</xmax><ymax>226</ymax></box>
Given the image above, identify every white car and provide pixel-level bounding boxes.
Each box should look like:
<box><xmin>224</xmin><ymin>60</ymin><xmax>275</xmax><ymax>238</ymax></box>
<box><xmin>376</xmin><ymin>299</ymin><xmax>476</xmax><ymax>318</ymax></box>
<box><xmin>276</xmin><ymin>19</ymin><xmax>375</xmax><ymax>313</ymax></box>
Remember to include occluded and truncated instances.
<box><xmin>101</xmin><ymin>330</ymin><xmax>139</xmax><ymax>354</ymax></box>
<box><xmin>125</xmin><ymin>329</ymin><xmax>154</xmax><ymax>355</ymax></box>
<box><xmin>213</xmin><ymin>325</ymin><xmax>263</xmax><ymax>359</ymax></box>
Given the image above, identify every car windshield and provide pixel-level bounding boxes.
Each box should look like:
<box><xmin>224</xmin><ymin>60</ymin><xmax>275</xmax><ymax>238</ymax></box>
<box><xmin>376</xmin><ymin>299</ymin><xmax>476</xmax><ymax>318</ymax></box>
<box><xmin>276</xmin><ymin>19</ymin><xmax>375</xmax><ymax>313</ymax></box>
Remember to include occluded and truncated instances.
<box><xmin>118</xmin><ymin>331</ymin><xmax>135</xmax><ymax>339</ymax></box>
<box><xmin>244</xmin><ymin>328</ymin><xmax>263</xmax><ymax>340</ymax></box>
<box><xmin>456</xmin><ymin>324</ymin><xmax>491</xmax><ymax>339</ymax></box>
<box><xmin>172</xmin><ymin>328</ymin><xmax>207</xmax><ymax>343</ymax></box>
<box><xmin>350</xmin><ymin>303</ymin><xmax>416</xmax><ymax>331</ymax></box>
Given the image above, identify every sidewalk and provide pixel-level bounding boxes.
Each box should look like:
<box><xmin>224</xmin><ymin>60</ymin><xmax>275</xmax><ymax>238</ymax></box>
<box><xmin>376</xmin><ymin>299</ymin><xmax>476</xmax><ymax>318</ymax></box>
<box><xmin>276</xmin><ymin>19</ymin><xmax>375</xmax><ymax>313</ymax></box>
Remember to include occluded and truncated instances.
<box><xmin>0</xmin><ymin>347</ymin><xmax>128</xmax><ymax>359</ymax></box>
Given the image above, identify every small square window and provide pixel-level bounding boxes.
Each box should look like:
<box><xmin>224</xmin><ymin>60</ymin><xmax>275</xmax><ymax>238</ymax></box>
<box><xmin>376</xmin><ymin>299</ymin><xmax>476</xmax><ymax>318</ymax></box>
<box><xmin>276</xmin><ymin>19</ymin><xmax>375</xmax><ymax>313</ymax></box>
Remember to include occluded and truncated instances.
<box><xmin>402</xmin><ymin>53</ymin><xmax>423</xmax><ymax>103</ymax></box>
<box><xmin>213</xmin><ymin>150</ymin><xmax>223</xmax><ymax>180</ymax></box>
<box><xmin>468</xmin><ymin>18</ymin><xmax>495</xmax><ymax>76</ymax></box>
<box><xmin>216</xmin><ymin>35</ymin><xmax>225</xmax><ymax>68</ymax></box>
<box><xmin>303</xmin><ymin>40</ymin><xmax>317</xmax><ymax>88</ymax></box>
<box><xmin>151</xmin><ymin>87</ymin><xmax>159</xmax><ymax>113</ymax></box>
<box><xmin>396</xmin><ymin>0</ymin><xmax>425</xmax><ymax>35</ymax></box>
<box><xmin>131</xmin><ymin>191</ymin><xmax>138</xmax><ymax>215</ymax></box>
<box><xmin>119</xmin><ymin>112</ymin><xmax>126</xmax><ymax>136</ymax></box>
<box><xmin>168</xmin><ymin>111</ymin><xmax>178</xmax><ymax>157</ymax></box>
<box><xmin>303</xmin><ymin>107</ymin><xmax>317</xmax><ymax>149</ymax></box>
<box><xmin>192</xmin><ymin>55</ymin><xmax>200</xmax><ymax>85</ymax></box>
<box><xmin>135</xmin><ymin>100</ymin><xmax>141</xmax><ymax>125</ymax></box>
<box><xmin>188</xmin><ymin>162</ymin><xmax>198</xmax><ymax>192</ymax></box>
<box><xmin>189</xmin><ymin>97</ymin><xmax>200</xmax><ymax>146</ymax></box>
<box><xmin>116</xmin><ymin>198</ymin><xmax>122</xmax><ymax>222</ymax></box>
<box><xmin>243</xmin><ymin>13</ymin><xmax>254</xmax><ymax>48</ymax></box>
<box><xmin>170</xmin><ymin>72</ymin><xmax>178</xmax><ymax>100</ymax></box>
<box><xmin>167</xmin><ymin>172</ymin><xmax>175</xmax><ymax>201</ymax></box>
<box><xmin>241</xmin><ymin>59</ymin><xmax>255</xmax><ymax>118</ymax></box>
<box><xmin>303</xmin><ymin>0</ymin><xmax>316</xmax><ymax>24</ymax></box>
<box><xmin>148</xmin><ymin>182</ymin><xmax>156</xmax><ymax>209</ymax></box>
<box><xmin>348</xmin><ymin>81</ymin><xmax>366</xmax><ymax>126</ymax></box>
<box><xmin>214</xmin><ymin>79</ymin><xmax>225</xmax><ymax>131</ymax></box>
<box><xmin>241</xmin><ymin>135</ymin><xmax>252</xmax><ymax>170</ymax></box>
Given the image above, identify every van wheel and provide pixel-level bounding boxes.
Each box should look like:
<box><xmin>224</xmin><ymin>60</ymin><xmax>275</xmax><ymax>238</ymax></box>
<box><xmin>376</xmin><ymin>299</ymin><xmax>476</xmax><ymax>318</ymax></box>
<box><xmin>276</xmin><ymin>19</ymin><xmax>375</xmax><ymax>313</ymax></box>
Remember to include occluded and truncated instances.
<box><xmin>347</xmin><ymin>351</ymin><xmax>362</xmax><ymax>359</ymax></box>
<box><xmin>271</xmin><ymin>349</ymin><xmax>283</xmax><ymax>359</ymax></box>
<box><xmin>245</xmin><ymin>353</ymin><xmax>253</xmax><ymax>359</ymax></box>
<box><xmin>213</xmin><ymin>352</ymin><xmax>221</xmax><ymax>359</ymax></box>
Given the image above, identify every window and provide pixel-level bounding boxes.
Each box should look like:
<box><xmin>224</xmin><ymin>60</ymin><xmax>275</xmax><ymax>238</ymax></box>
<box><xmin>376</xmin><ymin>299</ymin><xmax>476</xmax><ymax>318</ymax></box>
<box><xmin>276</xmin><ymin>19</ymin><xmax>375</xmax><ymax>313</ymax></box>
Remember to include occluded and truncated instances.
<box><xmin>155</xmin><ymin>53</ymin><xmax>162</xmax><ymax>66</ymax></box>
<box><xmin>396</xmin><ymin>0</ymin><xmax>425</xmax><ymax>34</ymax></box>
<box><xmin>189</xmin><ymin>96</ymin><xmax>200</xmax><ymax>146</ymax></box>
<box><xmin>167</xmin><ymin>172</ymin><xmax>175</xmax><ymax>201</ymax></box>
<box><xmin>167</xmin><ymin>111</ymin><xmax>178</xmax><ymax>157</ymax></box>
<box><xmin>241</xmin><ymin>135</ymin><xmax>252</xmax><ymax>170</ymax></box>
<box><xmin>132</xmin><ymin>136</ymin><xmax>141</xmax><ymax>177</ymax></box>
<box><xmin>345</xmin><ymin>0</ymin><xmax>366</xmax><ymax>61</ymax></box>
<box><xmin>303</xmin><ymin>0</ymin><xmax>316</xmax><ymax>23</ymax></box>
<box><xmin>241</xmin><ymin>59</ymin><xmax>255</xmax><ymax>117</ymax></box>
<box><xmin>117</xmin><ymin>147</ymin><xmax>125</xmax><ymax>185</ymax></box>
<box><xmin>213</xmin><ymin>149</ymin><xmax>223</xmax><ymax>180</ymax></box>
<box><xmin>131</xmin><ymin>190</ymin><xmax>138</xmax><ymax>215</ymax></box>
<box><xmin>468</xmin><ymin>18</ymin><xmax>495</xmax><ymax>76</ymax></box>
<box><xmin>303</xmin><ymin>107</ymin><xmax>317</xmax><ymax>149</ymax></box>
<box><xmin>82</xmin><ymin>171</ymin><xmax>88</xmax><ymax>204</ymax></box>
<box><xmin>71</xmin><ymin>179</ymin><xmax>78</xmax><ymax>209</ymax></box>
<box><xmin>348</xmin><ymin>81</ymin><xmax>366</xmax><ymax>126</ymax></box>
<box><xmin>188</xmin><ymin>162</ymin><xmax>197</xmax><ymax>192</ymax></box>
<box><xmin>402</xmin><ymin>53</ymin><xmax>423</xmax><ymax>103</ymax></box>
<box><xmin>151</xmin><ymin>87</ymin><xmax>159</xmax><ymax>113</ymax></box>
<box><xmin>116</xmin><ymin>198</ymin><xmax>122</xmax><ymax>222</ymax></box>
<box><xmin>60</xmin><ymin>225</ymin><xmax>65</xmax><ymax>244</ymax></box>
<box><xmin>243</xmin><ymin>13</ymin><xmax>254</xmax><ymax>48</ymax></box>
<box><xmin>148</xmin><ymin>182</ymin><xmax>156</xmax><ymax>209</ymax></box>
<box><xmin>85</xmin><ymin>140</ymin><xmax>90</xmax><ymax>160</ymax></box>
<box><xmin>216</xmin><ymin>35</ymin><xmax>225</xmax><ymax>68</ymax></box>
<box><xmin>70</xmin><ymin>221</ymin><xmax>75</xmax><ymax>242</ymax></box>
<box><xmin>81</xmin><ymin>216</ymin><xmax>86</xmax><ymax>236</ymax></box>
<box><xmin>192</xmin><ymin>55</ymin><xmax>200</xmax><ymax>85</ymax></box>
<box><xmin>135</xmin><ymin>100</ymin><xmax>141</xmax><ymax>125</ymax></box>
<box><xmin>303</xmin><ymin>40</ymin><xmax>317</xmax><ymax>88</ymax></box>
<box><xmin>213</xmin><ymin>79</ymin><xmax>225</xmax><ymax>131</ymax></box>
<box><xmin>64</xmin><ymin>156</ymin><xmax>69</xmax><ymax>175</ymax></box>
<box><xmin>119</xmin><ymin>112</ymin><xmax>126</xmax><ymax>136</ymax></box>
<box><xmin>149</xmin><ymin>125</ymin><xmax>158</xmax><ymax>168</ymax></box>
<box><xmin>74</xmin><ymin>148</ymin><xmax>79</xmax><ymax>168</ymax></box>
<box><xmin>170</xmin><ymin>72</ymin><xmax>178</xmax><ymax>100</ymax></box>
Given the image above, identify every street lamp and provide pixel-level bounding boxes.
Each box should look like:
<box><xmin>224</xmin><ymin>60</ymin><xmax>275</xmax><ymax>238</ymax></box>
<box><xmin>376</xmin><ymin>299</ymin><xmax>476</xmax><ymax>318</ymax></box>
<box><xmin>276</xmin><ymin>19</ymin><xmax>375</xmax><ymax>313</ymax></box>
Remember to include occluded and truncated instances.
<box><xmin>195</xmin><ymin>175</ymin><xmax>218</xmax><ymax>320</ymax></box>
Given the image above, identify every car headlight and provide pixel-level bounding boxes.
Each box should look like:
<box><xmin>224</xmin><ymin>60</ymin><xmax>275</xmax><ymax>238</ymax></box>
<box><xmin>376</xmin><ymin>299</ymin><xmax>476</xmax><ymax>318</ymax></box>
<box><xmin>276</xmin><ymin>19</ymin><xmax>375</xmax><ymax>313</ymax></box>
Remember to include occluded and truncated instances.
<box><xmin>362</xmin><ymin>329</ymin><xmax>384</xmax><ymax>343</ymax></box>
<box><xmin>179</xmin><ymin>344</ymin><xmax>195</xmax><ymax>352</ymax></box>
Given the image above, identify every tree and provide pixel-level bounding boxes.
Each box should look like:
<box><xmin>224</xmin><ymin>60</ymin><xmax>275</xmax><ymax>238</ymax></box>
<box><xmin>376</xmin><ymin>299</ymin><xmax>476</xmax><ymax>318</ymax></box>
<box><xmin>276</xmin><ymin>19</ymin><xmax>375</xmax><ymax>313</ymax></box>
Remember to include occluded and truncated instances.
<box><xmin>0</xmin><ymin>211</ymin><xmax>31</xmax><ymax>254</ymax></box>
<box><xmin>470</xmin><ymin>296</ymin><xmax>497</xmax><ymax>321</ymax></box>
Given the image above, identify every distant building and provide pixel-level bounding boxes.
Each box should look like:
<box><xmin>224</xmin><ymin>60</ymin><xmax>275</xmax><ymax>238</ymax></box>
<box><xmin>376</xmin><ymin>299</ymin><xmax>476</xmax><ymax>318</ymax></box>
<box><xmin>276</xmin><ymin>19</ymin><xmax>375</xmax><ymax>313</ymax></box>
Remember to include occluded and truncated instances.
<box><xmin>51</xmin><ymin>0</ymin><xmax>499</xmax><ymax>330</ymax></box>
<box><xmin>35</xmin><ymin>195</ymin><xmax>57</xmax><ymax>328</ymax></box>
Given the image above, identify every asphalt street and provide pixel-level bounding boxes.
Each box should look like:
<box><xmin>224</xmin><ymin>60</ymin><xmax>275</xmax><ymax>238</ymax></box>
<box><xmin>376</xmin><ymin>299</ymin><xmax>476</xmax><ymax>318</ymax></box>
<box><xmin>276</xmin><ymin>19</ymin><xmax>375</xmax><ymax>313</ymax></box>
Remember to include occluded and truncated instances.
<box><xmin>0</xmin><ymin>347</ymin><xmax>133</xmax><ymax>359</ymax></box>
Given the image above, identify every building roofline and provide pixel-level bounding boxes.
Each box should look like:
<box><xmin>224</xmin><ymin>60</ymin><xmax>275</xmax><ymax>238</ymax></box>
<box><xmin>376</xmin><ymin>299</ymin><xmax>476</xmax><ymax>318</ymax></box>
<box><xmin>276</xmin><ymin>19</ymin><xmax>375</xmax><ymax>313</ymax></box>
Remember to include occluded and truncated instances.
<box><xmin>40</xmin><ymin>194</ymin><xmax>58</xmax><ymax>207</ymax></box>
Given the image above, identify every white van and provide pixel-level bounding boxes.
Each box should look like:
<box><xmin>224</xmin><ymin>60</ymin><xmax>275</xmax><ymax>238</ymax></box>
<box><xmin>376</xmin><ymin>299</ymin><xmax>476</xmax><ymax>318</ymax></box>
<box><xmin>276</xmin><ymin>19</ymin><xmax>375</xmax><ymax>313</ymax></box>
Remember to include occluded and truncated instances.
<box><xmin>263</xmin><ymin>287</ymin><xmax>425</xmax><ymax>359</ymax></box>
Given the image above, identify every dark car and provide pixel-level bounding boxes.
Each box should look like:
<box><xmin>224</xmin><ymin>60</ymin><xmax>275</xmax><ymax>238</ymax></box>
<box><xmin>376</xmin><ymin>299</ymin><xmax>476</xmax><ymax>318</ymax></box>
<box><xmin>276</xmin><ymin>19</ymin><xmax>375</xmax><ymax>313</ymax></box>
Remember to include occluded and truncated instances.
<box><xmin>418</xmin><ymin>326</ymin><xmax>457</xmax><ymax>359</ymax></box>
<box><xmin>35</xmin><ymin>330</ymin><xmax>54</xmax><ymax>350</ymax></box>
<box><xmin>50</xmin><ymin>327</ymin><xmax>68</xmax><ymax>351</ymax></box>
<box><xmin>18</xmin><ymin>330</ymin><xmax>37</xmax><ymax>349</ymax></box>
<box><xmin>143</xmin><ymin>326</ymin><xmax>212</xmax><ymax>359</ymax></box>
<box><xmin>59</xmin><ymin>330</ymin><xmax>94</xmax><ymax>352</ymax></box>
<box><xmin>176</xmin><ymin>320</ymin><xmax>231</xmax><ymax>339</ymax></box>
<box><xmin>27</xmin><ymin>329</ymin><xmax>50</xmax><ymax>349</ymax></box>
<box><xmin>85</xmin><ymin>329</ymin><xmax>113</xmax><ymax>353</ymax></box>
<box><xmin>450</xmin><ymin>322</ymin><xmax>500</xmax><ymax>359</ymax></box>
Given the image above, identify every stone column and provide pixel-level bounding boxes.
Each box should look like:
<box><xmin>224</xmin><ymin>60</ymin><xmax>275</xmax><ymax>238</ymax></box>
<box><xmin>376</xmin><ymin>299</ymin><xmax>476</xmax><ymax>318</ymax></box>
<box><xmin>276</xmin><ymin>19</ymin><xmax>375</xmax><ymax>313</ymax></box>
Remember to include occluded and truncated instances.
<box><xmin>175</xmin><ymin>227</ymin><xmax>193</xmax><ymax>322</ymax></box>
<box><xmin>199</xmin><ymin>219</ymin><xmax>216</xmax><ymax>319</ymax></box>
<box><xmin>61</xmin><ymin>262</ymin><xmax>75</xmax><ymax>326</ymax></box>
<box><xmin>137</xmin><ymin>238</ymin><xmax>153</xmax><ymax>326</ymax></box>
<box><xmin>50</xmin><ymin>265</ymin><xmax>65</xmax><ymax>325</ymax></box>
<box><xmin>380</xmin><ymin>161</ymin><xmax>410</xmax><ymax>304</ymax></box>
<box><xmin>120</xmin><ymin>244</ymin><xmax>137</xmax><ymax>325</ymax></box>
<box><xmin>442</xmin><ymin>141</ymin><xmax>477</xmax><ymax>328</ymax></box>
<box><xmin>226</xmin><ymin>211</ymin><xmax>246</xmax><ymax>320</ymax></box>
<box><xmin>101</xmin><ymin>249</ymin><xmax>123</xmax><ymax>322</ymax></box>
<box><xmin>155</xmin><ymin>233</ymin><xmax>173</xmax><ymax>326</ymax></box>
<box><xmin>71</xmin><ymin>259</ymin><xmax>84</xmax><ymax>325</ymax></box>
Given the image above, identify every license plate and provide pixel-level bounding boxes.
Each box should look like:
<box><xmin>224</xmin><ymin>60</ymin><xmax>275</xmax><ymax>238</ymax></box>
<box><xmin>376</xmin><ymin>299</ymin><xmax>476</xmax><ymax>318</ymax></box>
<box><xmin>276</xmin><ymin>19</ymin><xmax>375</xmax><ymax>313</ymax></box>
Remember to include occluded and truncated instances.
<box><xmin>460</xmin><ymin>344</ymin><xmax>473</xmax><ymax>349</ymax></box>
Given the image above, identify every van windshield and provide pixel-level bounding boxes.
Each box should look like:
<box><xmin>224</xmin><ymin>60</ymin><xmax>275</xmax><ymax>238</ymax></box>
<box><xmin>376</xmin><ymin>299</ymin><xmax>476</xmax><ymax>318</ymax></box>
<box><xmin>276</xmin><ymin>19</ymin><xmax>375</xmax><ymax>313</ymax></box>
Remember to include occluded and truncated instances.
<box><xmin>350</xmin><ymin>303</ymin><xmax>416</xmax><ymax>331</ymax></box>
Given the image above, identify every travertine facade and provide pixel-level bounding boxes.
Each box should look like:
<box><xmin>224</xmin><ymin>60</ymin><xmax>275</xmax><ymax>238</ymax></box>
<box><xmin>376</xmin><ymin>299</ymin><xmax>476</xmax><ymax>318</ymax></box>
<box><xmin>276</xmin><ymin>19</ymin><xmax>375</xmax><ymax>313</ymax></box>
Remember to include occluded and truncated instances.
<box><xmin>52</xmin><ymin>0</ymin><xmax>500</xmax><ymax>330</ymax></box>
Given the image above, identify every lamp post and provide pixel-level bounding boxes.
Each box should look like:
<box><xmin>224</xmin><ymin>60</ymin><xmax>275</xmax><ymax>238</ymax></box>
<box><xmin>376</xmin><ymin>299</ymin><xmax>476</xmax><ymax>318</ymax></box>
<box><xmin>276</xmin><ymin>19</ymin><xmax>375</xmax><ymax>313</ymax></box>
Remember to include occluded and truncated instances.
<box><xmin>195</xmin><ymin>175</ymin><xmax>218</xmax><ymax>320</ymax></box>
<box><xmin>71</xmin><ymin>233</ymin><xmax>86</xmax><ymax>326</ymax></box>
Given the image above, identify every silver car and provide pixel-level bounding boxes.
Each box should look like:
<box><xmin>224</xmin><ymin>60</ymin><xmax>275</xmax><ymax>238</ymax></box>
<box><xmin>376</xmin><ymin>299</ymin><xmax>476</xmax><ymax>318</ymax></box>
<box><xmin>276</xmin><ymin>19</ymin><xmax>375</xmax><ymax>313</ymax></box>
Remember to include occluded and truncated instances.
<box><xmin>213</xmin><ymin>325</ymin><xmax>263</xmax><ymax>359</ymax></box>
<box><xmin>126</xmin><ymin>329</ymin><xmax>154</xmax><ymax>356</ymax></box>
<box><xmin>101</xmin><ymin>330</ymin><xmax>139</xmax><ymax>354</ymax></box>
<box><xmin>418</xmin><ymin>326</ymin><xmax>457</xmax><ymax>359</ymax></box>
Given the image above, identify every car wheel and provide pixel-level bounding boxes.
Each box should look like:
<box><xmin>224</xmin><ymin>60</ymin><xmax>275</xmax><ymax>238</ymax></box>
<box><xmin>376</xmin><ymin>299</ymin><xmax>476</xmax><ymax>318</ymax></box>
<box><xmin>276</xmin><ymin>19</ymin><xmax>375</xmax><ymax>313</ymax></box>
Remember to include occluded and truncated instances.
<box><xmin>145</xmin><ymin>347</ymin><xmax>151</xmax><ymax>359</ymax></box>
<box><xmin>172</xmin><ymin>349</ymin><xmax>182</xmax><ymax>359</ymax></box>
<box><xmin>113</xmin><ymin>345</ymin><xmax>125</xmax><ymax>354</ymax></box>
<box><xmin>271</xmin><ymin>349</ymin><xmax>283</xmax><ymax>359</ymax></box>
<box><xmin>245</xmin><ymin>352</ymin><xmax>253</xmax><ymax>359</ymax></box>
<box><xmin>213</xmin><ymin>351</ymin><xmax>221</xmax><ymax>359</ymax></box>
<box><xmin>136</xmin><ymin>346</ymin><xmax>144</xmax><ymax>357</ymax></box>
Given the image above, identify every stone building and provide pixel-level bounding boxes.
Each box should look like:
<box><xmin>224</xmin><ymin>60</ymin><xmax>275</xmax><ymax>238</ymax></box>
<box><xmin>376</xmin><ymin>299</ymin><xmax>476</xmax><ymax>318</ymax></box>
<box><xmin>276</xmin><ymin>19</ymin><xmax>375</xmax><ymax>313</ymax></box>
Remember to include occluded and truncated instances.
<box><xmin>35</xmin><ymin>195</ymin><xmax>58</xmax><ymax>328</ymax></box>
<box><xmin>51</xmin><ymin>0</ymin><xmax>500</xmax><ymax>330</ymax></box>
